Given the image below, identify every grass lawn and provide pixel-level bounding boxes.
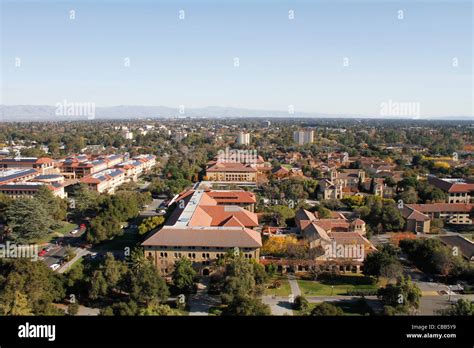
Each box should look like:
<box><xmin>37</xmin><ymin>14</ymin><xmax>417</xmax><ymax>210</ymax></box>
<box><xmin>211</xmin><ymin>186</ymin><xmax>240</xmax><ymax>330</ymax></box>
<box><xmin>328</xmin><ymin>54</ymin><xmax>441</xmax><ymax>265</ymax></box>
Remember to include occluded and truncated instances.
<box><xmin>264</xmin><ymin>275</ymin><xmax>292</xmax><ymax>297</ymax></box>
<box><xmin>32</xmin><ymin>222</ymin><xmax>77</xmax><ymax>244</ymax></box>
<box><xmin>54</xmin><ymin>222</ymin><xmax>78</xmax><ymax>234</ymax></box>
<box><xmin>95</xmin><ymin>231</ymin><xmax>141</xmax><ymax>252</ymax></box>
<box><xmin>333</xmin><ymin>299</ymin><xmax>372</xmax><ymax>316</ymax></box>
<box><xmin>208</xmin><ymin>305</ymin><xmax>226</xmax><ymax>316</ymax></box>
<box><xmin>64</xmin><ymin>256</ymin><xmax>84</xmax><ymax>273</ymax></box>
<box><xmin>293</xmin><ymin>299</ymin><xmax>372</xmax><ymax>316</ymax></box>
<box><xmin>297</xmin><ymin>274</ymin><xmax>378</xmax><ymax>296</ymax></box>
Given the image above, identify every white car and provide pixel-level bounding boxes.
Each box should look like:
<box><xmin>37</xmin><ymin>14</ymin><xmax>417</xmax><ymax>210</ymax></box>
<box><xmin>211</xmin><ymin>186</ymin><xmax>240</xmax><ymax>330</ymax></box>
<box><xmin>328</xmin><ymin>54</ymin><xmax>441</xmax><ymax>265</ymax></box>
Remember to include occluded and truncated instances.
<box><xmin>50</xmin><ymin>263</ymin><xmax>61</xmax><ymax>271</ymax></box>
<box><xmin>70</xmin><ymin>228</ymin><xmax>80</xmax><ymax>235</ymax></box>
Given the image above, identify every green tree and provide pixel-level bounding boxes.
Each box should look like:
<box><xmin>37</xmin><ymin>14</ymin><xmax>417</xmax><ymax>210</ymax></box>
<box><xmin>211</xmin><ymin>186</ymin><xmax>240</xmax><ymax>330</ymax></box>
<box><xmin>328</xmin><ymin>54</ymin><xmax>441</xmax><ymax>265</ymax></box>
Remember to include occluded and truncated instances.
<box><xmin>102</xmin><ymin>253</ymin><xmax>128</xmax><ymax>291</ymax></box>
<box><xmin>294</xmin><ymin>295</ymin><xmax>309</xmax><ymax>311</ymax></box>
<box><xmin>377</xmin><ymin>276</ymin><xmax>422</xmax><ymax>314</ymax></box>
<box><xmin>89</xmin><ymin>270</ymin><xmax>108</xmax><ymax>301</ymax></box>
<box><xmin>128</xmin><ymin>263</ymin><xmax>169</xmax><ymax>305</ymax></box>
<box><xmin>129</xmin><ymin>247</ymin><xmax>148</xmax><ymax>272</ymax></box>
<box><xmin>399</xmin><ymin>187</ymin><xmax>418</xmax><ymax>204</ymax></box>
<box><xmin>138</xmin><ymin>216</ymin><xmax>165</xmax><ymax>235</ymax></box>
<box><xmin>34</xmin><ymin>185</ymin><xmax>67</xmax><ymax>221</ymax></box>
<box><xmin>67</xmin><ymin>302</ymin><xmax>79</xmax><ymax>316</ymax></box>
<box><xmin>363</xmin><ymin>245</ymin><xmax>402</xmax><ymax>280</ymax></box>
<box><xmin>4</xmin><ymin>291</ymin><xmax>33</xmax><ymax>315</ymax></box>
<box><xmin>6</xmin><ymin>199</ymin><xmax>54</xmax><ymax>243</ymax></box>
<box><xmin>64</xmin><ymin>246</ymin><xmax>76</xmax><ymax>262</ymax></box>
<box><xmin>0</xmin><ymin>192</ymin><xmax>13</xmax><ymax>221</ymax></box>
<box><xmin>267</xmin><ymin>205</ymin><xmax>295</xmax><ymax>227</ymax></box>
<box><xmin>0</xmin><ymin>259</ymin><xmax>65</xmax><ymax>315</ymax></box>
<box><xmin>138</xmin><ymin>300</ymin><xmax>182</xmax><ymax>316</ymax></box>
<box><xmin>222</xmin><ymin>295</ymin><xmax>271</xmax><ymax>316</ymax></box>
<box><xmin>172</xmin><ymin>258</ymin><xmax>196</xmax><ymax>294</ymax></box>
<box><xmin>221</xmin><ymin>256</ymin><xmax>257</xmax><ymax>304</ymax></box>
<box><xmin>72</xmin><ymin>184</ymin><xmax>100</xmax><ymax>216</ymax></box>
<box><xmin>438</xmin><ymin>299</ymin><xmax>474</xmax><ymax>316</ymax></box>
<box><xmin>310</xmin><ymin>302</ymin><xmax>344</xmax><ymax>316</ymax></box>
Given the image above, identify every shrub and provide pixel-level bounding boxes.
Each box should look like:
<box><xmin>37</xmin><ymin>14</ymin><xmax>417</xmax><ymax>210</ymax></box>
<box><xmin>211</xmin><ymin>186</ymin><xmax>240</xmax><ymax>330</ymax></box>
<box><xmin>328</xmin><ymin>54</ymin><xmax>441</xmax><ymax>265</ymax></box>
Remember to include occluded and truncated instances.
<box><xmin>294</xmin><ymin>295</ymin><xmax>309</xmax><ymax>311</ymax></box>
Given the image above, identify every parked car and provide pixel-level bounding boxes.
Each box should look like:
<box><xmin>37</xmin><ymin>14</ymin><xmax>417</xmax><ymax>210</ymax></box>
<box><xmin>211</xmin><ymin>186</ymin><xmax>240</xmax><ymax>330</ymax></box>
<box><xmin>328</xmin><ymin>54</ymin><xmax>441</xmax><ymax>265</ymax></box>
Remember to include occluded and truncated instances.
<box><xmin>50</xmin><ymin>263</ymin><xmax>60</xmax><ymax>271</ymax></box>
<box><xmin>70</xmin><ymin>228</ymin><xmax>80</xmax><ymax>235</ymax></box>
<box><xmin>38</xmin><ymin>249</ymin><xmax>47</xmax><ymax>257</ymax></box>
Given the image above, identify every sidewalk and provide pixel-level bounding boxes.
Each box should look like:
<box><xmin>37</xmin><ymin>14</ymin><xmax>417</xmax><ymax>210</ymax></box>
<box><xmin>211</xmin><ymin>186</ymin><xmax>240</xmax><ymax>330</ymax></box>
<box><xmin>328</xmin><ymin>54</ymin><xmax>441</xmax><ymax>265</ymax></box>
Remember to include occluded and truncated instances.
<box><xmin>58</xmin><ymin>248</ymin><xmax>90</xmax><ymax>274</ymax></box>
<box><xmin>188</xmin><ymin>277</ymin><xmax>220</xmax><ymax>316</ymax></box>
<box><xmin>287</xmin><ymin>274</ymin><xmax>301</xmax><ymax>297</ymax></box>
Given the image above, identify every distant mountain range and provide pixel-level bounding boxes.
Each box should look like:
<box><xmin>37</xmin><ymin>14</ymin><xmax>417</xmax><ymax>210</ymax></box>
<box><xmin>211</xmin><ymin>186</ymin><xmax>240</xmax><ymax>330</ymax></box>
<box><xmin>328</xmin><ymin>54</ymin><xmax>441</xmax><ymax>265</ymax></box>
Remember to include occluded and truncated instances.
<box><xmin>0</xmin><ymin>105</ymin><xmax>472</xmax><ymax>122</ymax></box>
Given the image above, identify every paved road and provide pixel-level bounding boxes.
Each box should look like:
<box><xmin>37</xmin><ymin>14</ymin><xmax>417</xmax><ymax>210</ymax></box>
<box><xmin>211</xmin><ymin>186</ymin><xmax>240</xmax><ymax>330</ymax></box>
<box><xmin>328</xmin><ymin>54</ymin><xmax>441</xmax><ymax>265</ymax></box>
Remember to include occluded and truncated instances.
<box><xmin>262</xmin><ymin>296</ymin><xmax>293</xmax><ymax>315</ymax></box>
<box><xmin>40</xmin><ymin>227</ymin><xmax>86</xmax><ymax>268</ymax></box>
<box><xmin>262</xmin><ymin>274</ymin><xmax>301</xmax><ymax>316</ymax></box>
<box><xmin>58</xmin><ymin>247</ymin><xmax>91</xmax><ymax>274</ymax></box>
<box><xmin>140</xmin><ymin>198</ymin><xmax>164</xmax><ymax>217</ymax></box>
<box><xmin>188</xmin><ymin>278</ymin><xmax>220</xmax><ymax>316</ymax></box>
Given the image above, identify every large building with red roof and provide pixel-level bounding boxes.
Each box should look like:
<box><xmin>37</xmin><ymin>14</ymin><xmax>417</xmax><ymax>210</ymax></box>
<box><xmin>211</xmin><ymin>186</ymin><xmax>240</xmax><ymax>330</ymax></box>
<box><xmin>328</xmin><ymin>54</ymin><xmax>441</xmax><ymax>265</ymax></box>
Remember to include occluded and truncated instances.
<box><xmin>428</xmin><ymin>175</ymin><xmax>474</xmax><ymax>204</ymax></box>
<box><xmin>293</xmin><ymin>209</ymin><xmax>375</xmax><ymax>272</ymax></box>
<box><xmin>0</xmin><ymin>157</ymin><xmax>56</xmax><ymax>175</ymax></box>
<box><xmin>401</xmin><ymin>203</ymin><xmax>473</xmax><ymax>233</ymax></box>
<box><xmin>142</xmin><ymin>184</ymin><xmax>261</xmax><ymax>276</ymax></box>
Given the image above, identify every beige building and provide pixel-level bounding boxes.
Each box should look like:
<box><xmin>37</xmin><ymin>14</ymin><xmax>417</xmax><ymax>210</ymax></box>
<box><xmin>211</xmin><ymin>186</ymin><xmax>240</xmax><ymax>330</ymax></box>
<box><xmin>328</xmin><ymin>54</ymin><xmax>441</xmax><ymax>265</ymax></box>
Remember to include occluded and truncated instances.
<box><xmin>293</xmin><ymin>209</ymin><xmax>375</xmax><ymax>272</ymax></box>
<box><xmin>81</xmin><ymin>168</ymin><xmax>126</xmax><ymax>194</ymax></box>
<box><xmin>0</xmin><ymin>157</ymin><xmax>56</xmax><ymax>175</ymax></box>
<box><xmin>293</xmin><ymin>130</ymin><xmax>314</xmax><ymax>146</ymax></box>
<box><xmin>206</xmin><ymin>162</ymin><xmax>258</xmax><ymax>183</ymax></box>
<box><xmin>402</xmin><ymin>203</ymin><xmax>473</xmax><ymax>232</ymax></box>
<box><xmin>428</xmin><ymin>176</ymin><xmax>474</xmax><ymax>203</ymax></box>
<box><xmin>142</xmin><ymin>187</ymin><xmax>262</xmax><ymax>276</ymax></box>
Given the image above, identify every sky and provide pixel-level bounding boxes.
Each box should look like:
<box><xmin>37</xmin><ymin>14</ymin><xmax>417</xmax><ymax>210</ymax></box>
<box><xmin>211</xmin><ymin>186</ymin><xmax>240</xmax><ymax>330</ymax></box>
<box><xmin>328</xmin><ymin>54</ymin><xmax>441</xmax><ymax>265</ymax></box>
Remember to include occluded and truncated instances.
<box><xmin>1</xmin><ymin>0</ymin><xmax>473</xmax><ymax>118</ymax></box>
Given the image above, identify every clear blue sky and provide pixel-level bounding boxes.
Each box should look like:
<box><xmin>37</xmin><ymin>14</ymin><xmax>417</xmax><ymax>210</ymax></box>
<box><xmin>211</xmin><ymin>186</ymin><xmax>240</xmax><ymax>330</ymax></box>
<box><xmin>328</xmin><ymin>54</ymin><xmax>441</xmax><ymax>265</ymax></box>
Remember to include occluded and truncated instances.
<box><xmin>1</xmin><ymin>0</ymin><xmax>472</xmax><ymax>117</ymax></box>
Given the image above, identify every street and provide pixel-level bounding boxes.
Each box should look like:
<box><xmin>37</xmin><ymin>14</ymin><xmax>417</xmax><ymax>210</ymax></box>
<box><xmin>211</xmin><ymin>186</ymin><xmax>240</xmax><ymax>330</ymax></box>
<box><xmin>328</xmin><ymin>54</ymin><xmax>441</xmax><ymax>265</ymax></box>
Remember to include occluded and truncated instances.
<box><xmin>140</xmin><ymin>198</ymin><xmax>164</xmax><ymax>217</ymax></box>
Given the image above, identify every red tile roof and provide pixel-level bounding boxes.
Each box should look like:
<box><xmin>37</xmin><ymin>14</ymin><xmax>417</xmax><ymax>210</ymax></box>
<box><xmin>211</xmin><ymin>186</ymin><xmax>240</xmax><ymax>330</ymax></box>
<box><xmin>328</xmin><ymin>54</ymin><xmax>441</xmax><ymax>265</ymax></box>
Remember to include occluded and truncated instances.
<box><xmin>407</xmin><ymin>203</ymin><xmax>473</xmax><ymax>213</ymax></box>
<box><xmin>207</xmin><ymin>162</ymin><xmax>257</xmax><ymax>173</ymax></box>
<box><xmin>142</xmin><ymin>227</ymin><xmax>262</xmax><ymax>248</ymax></box>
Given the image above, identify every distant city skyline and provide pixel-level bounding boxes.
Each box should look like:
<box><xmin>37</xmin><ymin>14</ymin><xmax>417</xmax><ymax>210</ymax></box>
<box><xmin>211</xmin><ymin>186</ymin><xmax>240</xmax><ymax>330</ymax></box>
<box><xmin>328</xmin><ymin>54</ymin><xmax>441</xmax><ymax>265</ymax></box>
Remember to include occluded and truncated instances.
<box><xmin>1</xmin><ymin>0</ymin><xmax>473</xmax><ymax>118</ymax></box>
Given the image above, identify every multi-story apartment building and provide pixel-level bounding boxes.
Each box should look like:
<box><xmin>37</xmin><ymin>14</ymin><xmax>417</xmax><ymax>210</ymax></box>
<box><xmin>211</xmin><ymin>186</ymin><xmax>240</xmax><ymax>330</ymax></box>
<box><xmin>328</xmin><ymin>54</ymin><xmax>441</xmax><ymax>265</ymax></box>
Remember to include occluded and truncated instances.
<box><xmin>401</xmin><ymin>203</ymin><xmax>473</xmax><ymax>233</ymax></box>
<box><xmin>0</xmin><ymin>169</ymin><xmax>39</xmax><ymax>185</ymax></box>
<box><xmin>293</xmin><ymin>130</ymin><xmax>314</xmax><ymax>146</ymax></box>
<box><xmin>60</xmin><ymin>154</ymin><xmax>125</xmax><ymax>179</ymax></box>
<box><xmin>428</xmin><ymin>175</ymin><xmax>474</xmax><ymax>203</ymax></box>
<box><xmin>236</xmin><ymin>132</ymin><xmax>251</xmax><ymax>145</ymax></box>
<box><xmin>0</xmin><ymin>157</ymin><xmax>56</xmax><ymax>175</ymax></box>
<box><xmin>81</xmin><ymin>168</ymin><xmax>126</xmax><ymax>194</ymax></box>
<box><xmin>0</xmin><ymin>182</ymin><xmax>66</xmax><ymax>199</ymax></box>
<box><xmin>142</xmin><ymin>186</ymin><xmax>262</xmax><ymax>276</ymax></box>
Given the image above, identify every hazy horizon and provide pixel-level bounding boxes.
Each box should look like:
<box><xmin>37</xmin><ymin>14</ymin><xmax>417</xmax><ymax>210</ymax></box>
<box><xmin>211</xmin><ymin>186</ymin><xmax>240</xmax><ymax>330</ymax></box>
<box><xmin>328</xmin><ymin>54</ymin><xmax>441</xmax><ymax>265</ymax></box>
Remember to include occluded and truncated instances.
<box><xmin>1</xmin><ymin>0</ymin><xmax>473</xmax><ymax>118</ymax></box>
